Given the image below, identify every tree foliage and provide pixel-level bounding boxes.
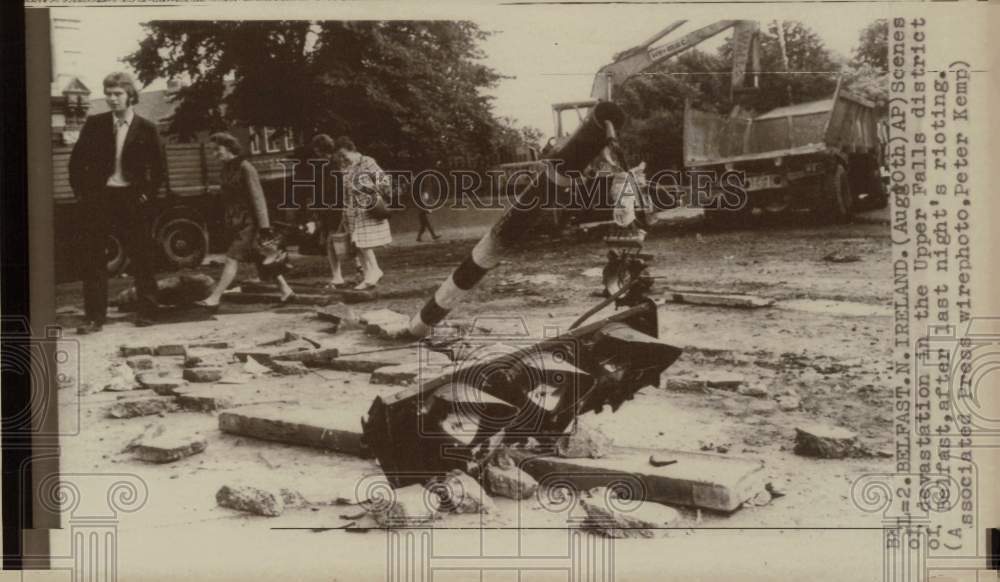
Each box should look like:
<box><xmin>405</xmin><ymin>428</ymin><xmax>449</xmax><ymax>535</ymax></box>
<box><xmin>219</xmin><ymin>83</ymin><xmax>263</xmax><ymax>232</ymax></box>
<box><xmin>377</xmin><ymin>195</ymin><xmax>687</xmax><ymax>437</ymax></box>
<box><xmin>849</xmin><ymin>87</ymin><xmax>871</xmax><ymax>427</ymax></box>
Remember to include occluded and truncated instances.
<box><xmin>852</xmin><ymin>19</ymin><xmax>888</xmax><ymax>73</ymax></box>
<box><xmin>126</xmin><ymin>20</ymin><xmax>539</xmax><ymax>171</ymax></box>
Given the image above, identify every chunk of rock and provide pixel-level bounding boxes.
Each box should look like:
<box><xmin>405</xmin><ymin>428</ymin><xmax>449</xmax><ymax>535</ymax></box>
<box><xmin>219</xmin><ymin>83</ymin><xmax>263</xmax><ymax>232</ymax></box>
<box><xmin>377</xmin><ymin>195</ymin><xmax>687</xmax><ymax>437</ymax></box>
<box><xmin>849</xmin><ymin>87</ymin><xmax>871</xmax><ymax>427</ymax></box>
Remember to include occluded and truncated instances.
<box><xmin>664</xmin><ymin>377</ymin><xmax>708</xmax><ymax>393</ymax></box>
<box><xmin>578</xmin><ymin>487</ymin><xmax>680</xmax><ymax>538</ymax></box>
<box><xmin>107</xmin><ymin>398</ymin><xmax>179</xmax><ymax>419</ymax></box>
<box><xmin>125</xmin><ymin>357</ymin><xmax>154</xmax><ymax>371</ymax></box>
<box><xmin>434</xmin><ymin>470</ymin><xmax>495</xmax><ymax>514</ymax></box>
<box><xmin>216</xmin><ymin>485</ymin><xmax>285</xmax><ymax>517</ymax></box>
<box><xmin>183</xmin><ymin>368</ymin><xmax>223</xmax><ymax>383</ymax></box>
<box><xmin>484</xmin><ymin>459</ymin><xmax>538</xmax><ymax>500</ymax></box>
<box><xmin>267</xmin><ymin>360</ymin><xmax>310</xmax><ymax>376</ymax></box>
<box><xmin>119</xmin><ymin>346</ymin><xmax>153</xmax><ymax>357</ymax></box>
<box><xmin>777</xmin><ymin>395</ymin><xmax>801</xmax><ymax>411</ymax></box>
<box><xmin>737</xmin><ymin>385</ymin><xmax>769</xmax><ymax>398</ymax></box>
<box><xmin>366</xmin><ymin>483</ymin><xmax>440</xmax><ymax>527</ymax></box>
<box><xmin>704</xmin><ymin>372</ymin><xmax>744</xmax><ymax>391</ymax></box>
<box><xmin>103</xmin><ymin>362</ymin><xmax>138</xmax><ymax>392</ymax></box>
<box><xmin>361</xmin><ymin>309</ymin><xmax>412</xmax><ymax>340</ymax></box>
<box><xmin>135</xmin><ymin>372</ymin><xmax>186</xmax><ymax>395</ymax></box>
<box><xmin>133</xmin><ymin>434</ymin><xmax>207</xmax><ymax>463</ymax></box>
<box><xmin>794</xmin><ymin>424</ymin><xmax>857</xmax><ymax>459</ymax></box>
<box><xmin>748</xmin><ymin>400</ymin><xmax>777</xmax><ymax>415</ymax></box>
<box><xmin>556</xmin><ymin>425</ymin><xmax>612</xmax><ymax>459</ymax></box>
<box><xmin>189</xmin><ymin>341</ymin><xmax>231</xmax><ymax>349</ymax></box>
<box><xmin>154</xmin><ymin>344</ymin><xmax>187</xmax><ymax>357</ymax></box>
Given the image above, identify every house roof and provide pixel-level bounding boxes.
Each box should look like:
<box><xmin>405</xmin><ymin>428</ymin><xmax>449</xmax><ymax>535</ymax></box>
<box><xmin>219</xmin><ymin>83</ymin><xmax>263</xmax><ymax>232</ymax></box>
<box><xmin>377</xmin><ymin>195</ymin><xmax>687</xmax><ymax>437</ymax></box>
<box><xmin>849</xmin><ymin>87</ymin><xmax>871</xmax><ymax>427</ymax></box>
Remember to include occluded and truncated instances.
<box><xmin>90</xmin><ymin>89</ymin><xmax>179</xmax><ymax>123</ymax></box>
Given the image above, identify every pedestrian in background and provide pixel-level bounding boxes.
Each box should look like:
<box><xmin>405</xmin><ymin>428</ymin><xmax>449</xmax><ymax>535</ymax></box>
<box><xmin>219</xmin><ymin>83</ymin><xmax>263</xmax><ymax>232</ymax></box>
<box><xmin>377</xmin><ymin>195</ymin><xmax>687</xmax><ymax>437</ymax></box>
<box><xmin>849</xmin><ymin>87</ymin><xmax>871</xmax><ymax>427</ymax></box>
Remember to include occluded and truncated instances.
<box><xmin>309</xmin><ymin>134</ymin><xmax>353</xmax><ymax>289</ymax></box>
<box><xmin>68</xmin><ymin>71</ymin><xmax>167</xmax><ymax>333</ymax></box>
<box><xmin>196</xmin><ymin>132</ymin><xmax>296</xmax><ymax>308</ymax></box>
<box><xmin>336</xmin><ymin>136</ymin><xmax>392</xmax><ymax>290</ymax></box>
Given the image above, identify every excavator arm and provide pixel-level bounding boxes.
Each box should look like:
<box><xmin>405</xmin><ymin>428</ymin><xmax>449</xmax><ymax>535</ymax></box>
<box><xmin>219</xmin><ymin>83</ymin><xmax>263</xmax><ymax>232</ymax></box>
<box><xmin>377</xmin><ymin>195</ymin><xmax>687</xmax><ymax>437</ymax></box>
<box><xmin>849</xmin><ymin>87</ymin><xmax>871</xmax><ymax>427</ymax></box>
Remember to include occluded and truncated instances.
<box><xmin>554</xmin><ymin>20</ymin><xmax>761</xmax><ymax>138</ymax></box>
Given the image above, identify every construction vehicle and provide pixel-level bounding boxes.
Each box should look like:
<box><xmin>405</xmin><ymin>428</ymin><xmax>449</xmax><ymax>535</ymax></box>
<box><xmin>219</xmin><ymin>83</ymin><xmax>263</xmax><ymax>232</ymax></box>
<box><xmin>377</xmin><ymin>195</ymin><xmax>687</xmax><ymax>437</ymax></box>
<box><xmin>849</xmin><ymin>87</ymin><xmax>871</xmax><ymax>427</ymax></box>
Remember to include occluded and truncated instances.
<box><xmin>684</xmin><ymin>79</ymin><xmax>887</xmax><ymax>225</ymax></box>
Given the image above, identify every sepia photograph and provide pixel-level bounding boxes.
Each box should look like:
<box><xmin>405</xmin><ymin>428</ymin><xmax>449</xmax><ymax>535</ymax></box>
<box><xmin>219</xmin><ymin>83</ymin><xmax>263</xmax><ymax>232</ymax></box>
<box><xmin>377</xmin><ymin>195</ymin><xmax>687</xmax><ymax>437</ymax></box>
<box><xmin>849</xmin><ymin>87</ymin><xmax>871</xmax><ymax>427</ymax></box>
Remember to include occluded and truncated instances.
<box><xmin>5</xmin><ymin>1</ymin><xmax>996</xmax><ymax>580</ymax></box>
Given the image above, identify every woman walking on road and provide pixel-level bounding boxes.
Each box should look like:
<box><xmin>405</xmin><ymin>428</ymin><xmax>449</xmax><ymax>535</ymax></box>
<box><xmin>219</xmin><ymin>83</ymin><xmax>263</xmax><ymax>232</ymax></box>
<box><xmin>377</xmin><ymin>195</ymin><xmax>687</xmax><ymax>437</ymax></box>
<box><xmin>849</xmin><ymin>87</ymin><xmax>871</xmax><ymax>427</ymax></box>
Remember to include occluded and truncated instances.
<box><xmin>336</xmin><ymin>136</ymin><xmax>392</xmax><ymax>290</ymax></box>
<box><xmin>196</xmin><ymin>132</ymin><xmax>295</xmax><ymax>308</ymax></box>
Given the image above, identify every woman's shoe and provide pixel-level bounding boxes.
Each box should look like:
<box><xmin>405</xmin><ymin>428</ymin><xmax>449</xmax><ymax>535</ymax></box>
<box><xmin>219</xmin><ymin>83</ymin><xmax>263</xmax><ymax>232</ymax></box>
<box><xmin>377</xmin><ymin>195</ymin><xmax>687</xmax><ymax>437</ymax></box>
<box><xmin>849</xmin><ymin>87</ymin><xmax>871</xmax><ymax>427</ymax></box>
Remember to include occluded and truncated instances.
<box><xmin>276</xmin><ymin>292</ymin><xmax>297</xmax><ymax>305</ymax></box>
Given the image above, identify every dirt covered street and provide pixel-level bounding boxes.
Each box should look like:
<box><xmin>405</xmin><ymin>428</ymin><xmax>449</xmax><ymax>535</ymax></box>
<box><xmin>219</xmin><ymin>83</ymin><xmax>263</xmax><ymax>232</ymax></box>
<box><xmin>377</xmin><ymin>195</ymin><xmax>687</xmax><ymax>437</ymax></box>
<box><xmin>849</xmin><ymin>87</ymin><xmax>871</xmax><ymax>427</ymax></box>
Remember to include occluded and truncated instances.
<box><xmin>53</xmin><ymin>208</ymin><xmax>894</xmax><ymax>553</ymax></box>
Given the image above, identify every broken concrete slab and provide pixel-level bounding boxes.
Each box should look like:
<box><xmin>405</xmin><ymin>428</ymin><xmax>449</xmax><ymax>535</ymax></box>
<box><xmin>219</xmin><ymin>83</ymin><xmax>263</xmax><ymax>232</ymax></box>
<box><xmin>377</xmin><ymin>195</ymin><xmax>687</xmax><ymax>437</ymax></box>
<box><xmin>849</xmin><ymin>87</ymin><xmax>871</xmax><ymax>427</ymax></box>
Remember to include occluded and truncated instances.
<box><xmin>133</xmin><ymin>434</ymin><xmax>207</xmax><ymax>463</ymax></box>
<box><xmin>793</xmin><ymin>424</ymin><xmax>857</xmax><ymax>459</ymax></box>
<box><xmin>103</xmin><ymin>363</ymin><xmax>139</xmax><ymax>392</ymax></box>
<box><xmin>366</xmin><ymin>483</ymin><xmax>440</xmax><ymax>527</ymax></box>
<box><xmin>339</xmin><ymin>289</ymin><xmax>379</xmax><ymax>304</ymax></box>
<box><xmin>510</xmin><ymin>447</ymin><xmax>765</xmax><ymax>513</ymax></box>
<box><xmin>154</xmin><ymin>344</ymin><xmax>187</xmax><ymax>357</ymax></box>
<box><xmin>663</xmin><ymin>377</ymin><xmax>709</xmax><ymax>393</ymax></box>
<box><xmin>107</xmin><ymin>397</ymin><xmax>180</xmax><ymax>419</ymax></box>
<box><xmin>218</xmin><ymin>404</ymin><xmax>365</xmax><ymax>456</ymax></box>
<box><xmin>216</xmin><ymin>485</ymin><xmax>285</xmax><ymax>517</ymax></box>
<box><xmin>434</xmin><ymin>470</ymin><xmax>495</xmax><ymax>514</ymax></box>
<box><xmin>704</xmin><ymin>372</ymin><xmax>745</xmax><ymax>391</ymax></box>
<box><xmin>182</xmin><ymin>368</ymin><xmax>224</xmax><ymax>383</ymax></box>
<box><xmin>556</xmin><ymin>425</ymin><xmax>612</xmax><ymax>459</ymax></box>
<box><xmin>273</xmin><ymin>347</ymin><xmax>340</xmax><ymax>366</ymax></box>
<box><xmin>119</xmin><ymin>345</ymin><xmax>153</xmax><ymax>357</ymax></box>
<box><xmin>125</xmin><ymin>357</ymin><xmax>154</xmax><ymax>371</ymax></box>
<box><xmin>361</xmin><ymin>309</ymin><xmax>412</xmax><ymax>340</ymax></box>
<box><xmin>748</xmin><ymin>400</ymin><xmax>777</xmax><ymax>415</ymax></box>
<box><xmin>189</xmin><ymin>341</ymin><xmax>231</xmax><ymax>349</ymax></box>
<box><xmin>173</xmin><ymin>386</ymin><xmax>297</xmax><ymax>413</ymax></box>
<box><xmin>266</xmin><ymin>360</ymin><xmax>310</xmax><ymax>376</ymax></box>
<box><xmin>135</xmin><ymin>372</ymin><xmax>186</xmax><ymax>396</ymax></box>
<box><xmin>369</xmin><ymin>361</ymin><xmax>451</xmax><ymax>386</ymax></box>
<box><xmin>737</xmin><ymin>385</ymin><xmax>769</xmax><ymax>398</ymax></box>
<box><xmin>578</xmin><ymin>487</ymin><xmax>680</xmax><ymax>538</ymax></box>
<box><xmin>777</xmin><ymin>395</ymin><xmax>801</xmax><ymax>411</ymax></box>
<box><xmin>484</xmin><ymin>461</ymin><xmax>538</xmax><ymax>500</ymax></box>
<box><xmin>662</xmin><ymin>290</ymin><xmax>774</xmax><ymax>309</ymax></box>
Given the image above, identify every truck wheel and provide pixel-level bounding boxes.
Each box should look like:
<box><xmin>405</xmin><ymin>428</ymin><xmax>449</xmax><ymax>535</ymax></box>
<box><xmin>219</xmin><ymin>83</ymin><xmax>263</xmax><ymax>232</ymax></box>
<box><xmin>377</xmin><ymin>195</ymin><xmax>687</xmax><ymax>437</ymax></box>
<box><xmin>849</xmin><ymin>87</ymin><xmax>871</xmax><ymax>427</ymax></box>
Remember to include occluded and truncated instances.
<box><xmin>158</xmin><ymin>217</ymin><xmax>208</xmax><ymax>269</ymax></box>
<box><xmin>106</xmin><ymin>233</ymin><xmax>128</xmax><ymax>275</ymax></box>
<box><xmin>818</xmin><ymin>165</ymin><xmax>853</xmax><ymax>223</ymax></box>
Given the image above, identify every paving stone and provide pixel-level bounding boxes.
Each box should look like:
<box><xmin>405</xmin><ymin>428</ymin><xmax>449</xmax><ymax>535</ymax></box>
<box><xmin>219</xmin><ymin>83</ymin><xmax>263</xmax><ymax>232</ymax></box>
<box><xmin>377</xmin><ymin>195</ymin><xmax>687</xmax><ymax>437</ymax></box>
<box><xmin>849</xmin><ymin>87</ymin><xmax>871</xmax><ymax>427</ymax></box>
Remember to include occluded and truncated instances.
<box><xmin>794</xmin><ymin>423</ymin><xmax>857</xmax><ymax>459</ymax></box>
<box><xmin>218</xmin><ymin>404</ymin><xmax>365</xmax><ymax>455</ymax></box>
<box><xmin>556</xmin><ymin>425</ymin><xmax>612</xmax><ymax>459</ymax></box>
<box><xmin>510</xmin><ymin>447</ymin><xmax>765</xmax><ymax>513</ymax></box>
<box><xmin>579</xmin><ymin>487</ymin><xmax>681</xmax><ymax>538</ymax></box>
<box><xmin>216</xmin><ymin>485</ymin><xmax>285</xmax><ymax>517</ymax></box>
<box><xmin>182</xmin><ymin>368</ymin><xmax>224</xmax><ymax>383</ymax></box>
<box><xmin>737</xmin><ymin>385</ymin><xmax>769</xmax><ymax>398</ymax></box>
<box><xmin>133</xmin><ymin>435</ymin><xmax>207</xmax><ymax>463</ymax></box>
<box><xmin>484</xmin><ymin>459</ymin><xmax>538</xmax><ymax>500</ymax></box>
<box><xmin>662</xmin><ymin>290</ymin><xmax>774</xmax><ymax>309</ymax></box>
<box><xmin>135</xmin><ymin>371</ymin><xmax>186</xmax><ymax>395</ymax></box>
<box><xmin>107</xmin><ymin>398</ymin><xmax>180</xmax><ymax>419</ymax></box>
<box><xmin>266</xmin><ymin>360</ymin><xmax>310</xmax><ymax>376</ymax></box>
<box><xmin>362</xmin><ymin>309</ymin><xmax>412</xmax><ymax>340</ymax></box>
<box><xmin>174</xmin><ymin>387</ymin><xmax>296</xmax><ymax>413</ymax></box>
<box><xmin>664</xmin><ymin>377</ymin><xmax>709</xmax><ymax>393</ymax></box>
<box><xmin>189</xmin><ymin>341</ymin><xmax>231</xmax><ymax>349</ymax></box>
<box><xmin>125</xmin><ymin>357</ymin><xmax>154</xmax><ymax>371</ymax></box>
<box><xmin>704</xmin><ymin>372</ymin><xmax>745</xmax><ymax>391</ymax></box>
<box><xmin>154</xmin><ymin>344</ymin><xmax>187</xmax><ymax>357</ymax></box>
<box><xmin>119</xmin><ymin>345</ymin><xmax>153</xmax><ymax>357</ymax></box>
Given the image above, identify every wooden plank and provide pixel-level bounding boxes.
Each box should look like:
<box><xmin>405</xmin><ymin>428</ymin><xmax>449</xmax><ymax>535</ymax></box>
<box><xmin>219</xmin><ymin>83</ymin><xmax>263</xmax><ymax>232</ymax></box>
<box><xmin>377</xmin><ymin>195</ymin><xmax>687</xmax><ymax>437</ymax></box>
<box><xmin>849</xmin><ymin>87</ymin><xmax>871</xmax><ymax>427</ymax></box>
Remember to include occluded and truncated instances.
<box><xmin>218</xmin><ymin>403</ymin><xmax>366</xmax><ymax>456</ymax></box>
<box><xmin>662</xmin><ymin>290</ymin><xmax>774</xmax><ymax>309</ymax></box>
<box><xmin>510</xmin><ymin>447</ymin><xmax>766</xmax><ymax>513</ymax></box>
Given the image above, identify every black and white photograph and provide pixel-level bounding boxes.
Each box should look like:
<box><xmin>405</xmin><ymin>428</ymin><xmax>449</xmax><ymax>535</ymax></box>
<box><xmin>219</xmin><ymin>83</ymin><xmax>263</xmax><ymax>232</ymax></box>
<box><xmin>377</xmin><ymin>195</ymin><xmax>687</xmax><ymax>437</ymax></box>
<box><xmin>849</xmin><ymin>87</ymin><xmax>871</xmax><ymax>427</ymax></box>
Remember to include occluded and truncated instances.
<box><xmin>4</xmin><ymin>2</ymin><xmax>997</xmax><ymax>580</ymax></box>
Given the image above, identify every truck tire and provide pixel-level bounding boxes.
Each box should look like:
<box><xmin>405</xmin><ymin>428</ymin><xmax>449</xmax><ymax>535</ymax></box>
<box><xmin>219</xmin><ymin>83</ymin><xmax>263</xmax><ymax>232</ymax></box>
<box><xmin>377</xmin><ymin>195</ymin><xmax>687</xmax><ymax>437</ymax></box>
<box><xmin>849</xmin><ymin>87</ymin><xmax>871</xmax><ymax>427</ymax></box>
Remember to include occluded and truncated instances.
<box><xmin>106</xmin><ymin>233</ymin><xmax>128</xmax><ymax>275</ymax></box>
<box><xmin>157</xmin><ymin>217</ymin><xmax>208</xmax><ymax>269</ymax></box>
<box><xmin>818</xmin><ymin>164</ymin><xmax>853</xmax><ymax>223</ymax></box>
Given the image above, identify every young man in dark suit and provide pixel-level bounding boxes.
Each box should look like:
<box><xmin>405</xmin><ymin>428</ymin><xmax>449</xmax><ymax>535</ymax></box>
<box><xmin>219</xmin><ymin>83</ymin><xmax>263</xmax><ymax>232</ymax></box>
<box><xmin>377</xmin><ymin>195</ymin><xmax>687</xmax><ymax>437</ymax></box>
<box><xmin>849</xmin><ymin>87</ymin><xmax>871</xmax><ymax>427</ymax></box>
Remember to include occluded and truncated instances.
<box><xmin>69</xmin><ymin>72</ymin><xmax>167</xmax><ymax>333</ymax></box>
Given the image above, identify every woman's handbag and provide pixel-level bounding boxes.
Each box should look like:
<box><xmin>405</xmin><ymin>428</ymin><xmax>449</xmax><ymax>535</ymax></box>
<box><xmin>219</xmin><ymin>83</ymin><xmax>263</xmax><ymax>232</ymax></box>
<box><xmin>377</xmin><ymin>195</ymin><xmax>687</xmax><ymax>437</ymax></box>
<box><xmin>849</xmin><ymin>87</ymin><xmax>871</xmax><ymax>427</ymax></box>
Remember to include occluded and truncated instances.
<box><xmin>368</xmin><ymin>192</ymin><xmax>392</xmax><ymax>221</ymax></box>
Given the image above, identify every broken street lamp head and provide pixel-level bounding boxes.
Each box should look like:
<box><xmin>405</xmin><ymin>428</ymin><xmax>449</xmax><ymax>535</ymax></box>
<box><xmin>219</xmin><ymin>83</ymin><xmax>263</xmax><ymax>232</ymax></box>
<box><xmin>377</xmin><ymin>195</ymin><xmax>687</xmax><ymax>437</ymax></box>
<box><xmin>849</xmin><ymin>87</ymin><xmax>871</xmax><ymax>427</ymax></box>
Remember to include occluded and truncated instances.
<box><xmin>362</xmin><ymin>299</ymin><xmax>681</xmax><ymax>488</ymax></box>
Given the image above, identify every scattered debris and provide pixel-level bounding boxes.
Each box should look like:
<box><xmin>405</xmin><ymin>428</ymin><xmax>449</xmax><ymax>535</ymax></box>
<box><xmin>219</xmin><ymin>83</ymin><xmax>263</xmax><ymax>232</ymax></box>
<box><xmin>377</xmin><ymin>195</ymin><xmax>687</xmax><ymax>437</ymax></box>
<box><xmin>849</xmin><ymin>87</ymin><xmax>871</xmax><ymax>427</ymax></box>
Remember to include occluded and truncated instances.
<box><xmin>103</xmin><ymin>363</ymin><xmax>138</xmax><ymax>392</ymax></box>
<box><xmin>748</xmin><ymin>400</ymin><xmax>777</xmax><ymax>415</ymax></box>
<box><xmin>107</xmin><ymin>398</ymin><xmax>180</xmax><ymax>419</ymax></box>
<box><xmin>433</xmin><ymin>470</ymin><xmax>495</xmax><ymax>514</ymax></box>
<box><xmin>743</xmin><ymin>489</ymin><xmax>772</xmax><ymax>508</ymax></box>
<box><xmin>578</xmin><ymin>487</ymin><xmax>680</xmax><ymax>538</ymax></box>
<box><xmin>216</xmin><ymin>484</ymin><xmax>285</xmax><ymax>517</ymax></box>
<box><xmin>704</xmin><ymin>372</ymin><xmax>745</xmax><ymax>391</ymax></box>
<box><xmin>663</xmin><ymin>377</ymin><xmax>709</xmax><ymax>393</ymax></box>
<box><xmin>365</xmin><ymin>483</ymin><xmax>440</xmax><ymax>527</ymax></box>
<box><xmin>662</xmin><ymin>290</ymin><xmax>774</xmax><ymax>309</ymax></box>
<box><xmin>314</xmin><ymin>304</ymin><xmax>360</xmax><ymax>329</ymax></box>
<box><xmin>243</xmin><ymin>356</ymin><xmax>272</xmax><ymax>376</ymax></box>
<box><xmin>135</xmin><ymin>372</ymin><xmax>186</xmax><ymax>396</ymax></box>
<box><xmin>483</xmin><ymin>456</ymin><xmax>538</xmax><ymax>500</ymax></box>
<box><xmin>119</xmin><ymin>345</ymin><xmax>153</xmax><ymax>358</ymax></box>
<box><xmin>125</xmin><ymin>357</ymin><xmax>154</xmax><ymax>370</ymax></box>
<box><xmin>793</xmin><ymin>424</ymin><xmax>857</xmax><ymax>459</ymax></box>
<box><xmin>648</xmin><ymin>454</ymin><xmax>677</xmax><ymax>467</ymax></box>
<box><xmin>361</xmin><ymin>309</ymin><xmax>412</xmax><ymax>340</ymax></box>
<box><xmin>556</xmin><ymin>425</ymin><xmax>612</xmax><ymax>459</ymax></box>
<box><xmin>154</xmin><ymin>344</ymin><xmax>187</xmax><ymax>357</ymax></box>
<box><xmin>266</xmin><ymin>360</ymin><xmax>310</xmax><ymax>376</ymax></box>
<box><xmin>182</xmin><ymin>368</ymin><xmax>224</xmax><ymax>383</ymax></box>
<box><xmin>222</xmin><ymin>291</ymin><xmax>331</xmax><ymax>306</ymax></box>
<box><xmin>737</xmin><ymin>385</ymin><xmax>769</xmax><ymax>398</ymax></box>
<box><xmin>133</xmin><ymin>433</ymin><xmax>207</xmax><ymax>463</ymax></box>
<box><xmin>189</xmin><ymin>341</ymin><xmax>231</xmax><ymax>349</ymax></box>
<box><xmin>777</xmin><ymin>395</ymin><xmax>801</xmax><ymax>411</ymax></box>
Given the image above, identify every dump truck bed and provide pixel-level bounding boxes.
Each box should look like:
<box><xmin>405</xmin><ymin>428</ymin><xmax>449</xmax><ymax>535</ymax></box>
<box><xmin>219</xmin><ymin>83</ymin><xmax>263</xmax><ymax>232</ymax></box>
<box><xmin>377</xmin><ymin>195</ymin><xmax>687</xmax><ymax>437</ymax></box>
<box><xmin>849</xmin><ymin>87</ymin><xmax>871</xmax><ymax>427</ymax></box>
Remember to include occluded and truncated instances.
<box><xmin>683</xmin><ymin>87</ymin><xmax>880</xmax><ymax>167</ymax></box>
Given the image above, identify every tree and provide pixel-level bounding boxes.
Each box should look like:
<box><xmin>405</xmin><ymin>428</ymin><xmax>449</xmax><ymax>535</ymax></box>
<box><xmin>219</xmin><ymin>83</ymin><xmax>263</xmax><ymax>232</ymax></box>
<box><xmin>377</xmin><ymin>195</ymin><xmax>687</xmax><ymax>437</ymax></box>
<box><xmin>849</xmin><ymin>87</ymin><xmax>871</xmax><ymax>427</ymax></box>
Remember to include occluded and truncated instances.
<box><xmin>853</xmin><ymin>19</ymin><xmax>888</xmax><ymax>74</ymax></box>
<box><xmin>125</xmin><ymin>20</ymin><xmax>537</xmax><ymax>171</ymax></box>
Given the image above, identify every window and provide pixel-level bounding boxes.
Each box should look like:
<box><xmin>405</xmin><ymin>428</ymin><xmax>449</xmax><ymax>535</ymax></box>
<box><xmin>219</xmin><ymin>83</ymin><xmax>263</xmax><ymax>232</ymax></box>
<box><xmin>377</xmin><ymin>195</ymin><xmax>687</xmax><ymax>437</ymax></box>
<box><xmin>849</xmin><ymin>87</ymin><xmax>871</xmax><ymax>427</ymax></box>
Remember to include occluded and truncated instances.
<box><xmin>248</xmin><ymin>126</ymin><xmax>262</xmax><ymax>155</ymax></box>
<box><xmin>283</xmin><ymin>127</ymin><xmax>297</xmax><ymax>151</ymax></box>
<box><xmin>265</xmin><ymin>127</ymin><xmax>281</xmax><ymax>153</ymax></box>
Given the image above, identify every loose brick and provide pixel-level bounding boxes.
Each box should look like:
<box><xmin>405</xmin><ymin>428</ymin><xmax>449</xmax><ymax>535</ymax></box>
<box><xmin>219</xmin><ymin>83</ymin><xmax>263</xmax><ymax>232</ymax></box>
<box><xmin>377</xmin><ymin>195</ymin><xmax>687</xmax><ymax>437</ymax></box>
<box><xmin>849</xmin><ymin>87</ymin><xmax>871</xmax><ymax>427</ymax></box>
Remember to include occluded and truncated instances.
<box><xmin>154</xmin><ymin>344</ymin><xmax>187</xmax><ymax>357</ymax></box>
<box><xmin>794</xmin><ymin>424</ymin><xmax>857</xmax><ymax>459</ymax></box>
<box><xmin>120</xmin><ymin>346</ymin><xmax>153</xmax><ymax>357</ymax></box>
<box><xmin>183</xmin><ymin>368</ymin><xmax>224</xmax><ymax>383</ymax></box>
<box><xmin>133</xmin><ymin>435</ymin><xmax>207</xmax><ymax>463</ymax></box>
<box><xmin>107</xmin><ymin>398</ymin><xmax>180</xmax><ymax>419</ymax></box>
<box><xmin>125</xmin><ymin>357</ymin><xmax>154</xmax><ymax>371</ymax></box>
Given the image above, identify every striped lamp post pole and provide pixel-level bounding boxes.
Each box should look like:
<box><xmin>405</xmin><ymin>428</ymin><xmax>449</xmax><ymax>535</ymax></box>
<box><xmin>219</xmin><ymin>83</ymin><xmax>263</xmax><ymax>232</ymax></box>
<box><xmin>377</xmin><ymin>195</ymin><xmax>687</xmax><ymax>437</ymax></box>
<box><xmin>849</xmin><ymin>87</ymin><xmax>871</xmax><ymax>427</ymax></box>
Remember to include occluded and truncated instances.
<box><xmin>408</xmin><ymin>102</ymin><xmax>626</xmax><ymax>338</ymax></box>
